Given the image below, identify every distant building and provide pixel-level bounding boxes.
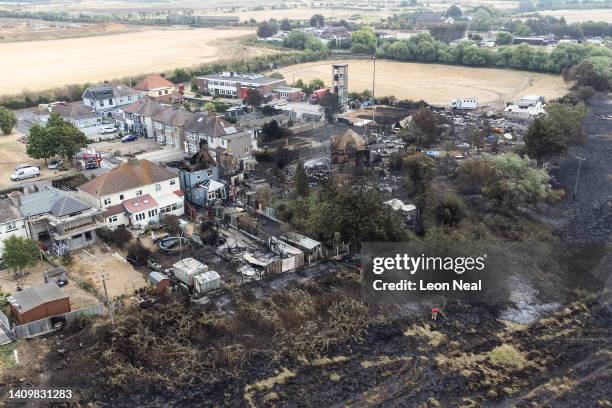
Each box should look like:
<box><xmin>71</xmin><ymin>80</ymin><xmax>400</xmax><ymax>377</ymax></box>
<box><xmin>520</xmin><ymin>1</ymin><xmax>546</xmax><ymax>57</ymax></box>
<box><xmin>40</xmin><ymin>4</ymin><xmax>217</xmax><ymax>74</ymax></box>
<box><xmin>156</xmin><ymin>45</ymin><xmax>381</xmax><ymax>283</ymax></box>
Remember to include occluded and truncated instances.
<box><xmin>51</xmin><ymin>102</ymin><xmax>103</xmax><ymax>129</ymax></box>
<box><xmin>513</xmin><ymin>36</ymin><xmax>556</xmax><ymax>46</ymax></box>
<box><xmin>273</xmin><ymin>86</ymin><xmax>304</xmax><ymax>102</ymax></box>
<box><xmin>8</xmin><ymin>283</ymin><xmax>70</xmax><ymax>324</ymax></box>
<box><xmin>503</xmin><ymin>102</ymin><xmax>545</xmax><ymax>122</ymax></box>
<box><xmin>517</xmin><ymin>95</ymin><xmax>545</xmax><ymax>108</ymax></box>
<box><xmin>82</xmin><ymin>84</ymin><xmax>143</xmax><ymax>114</ymax></box>
<box><xmin>133</xmin><ymin>75</ymin><xmax>183</xmax><ymax>104</ymax></box>
<box><xmin>77</xmin><ymin>159</ymin><xmax>184</xmax><ymax>229</ymax></box>
<box><xmin>195</xmin><ymin>72</ymin><xmax>285</xmax><ymax>98</ymax></box>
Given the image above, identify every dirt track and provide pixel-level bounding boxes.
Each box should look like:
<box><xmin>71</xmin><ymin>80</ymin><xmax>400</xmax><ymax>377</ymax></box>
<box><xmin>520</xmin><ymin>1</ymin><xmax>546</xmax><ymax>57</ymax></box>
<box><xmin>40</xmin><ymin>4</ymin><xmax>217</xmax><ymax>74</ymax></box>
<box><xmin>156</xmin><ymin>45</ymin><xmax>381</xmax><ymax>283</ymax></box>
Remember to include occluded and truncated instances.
<box><xmin>0</xmin><ymin>27</ymin><xmax>255</xmax><ymax>95</ymax></box>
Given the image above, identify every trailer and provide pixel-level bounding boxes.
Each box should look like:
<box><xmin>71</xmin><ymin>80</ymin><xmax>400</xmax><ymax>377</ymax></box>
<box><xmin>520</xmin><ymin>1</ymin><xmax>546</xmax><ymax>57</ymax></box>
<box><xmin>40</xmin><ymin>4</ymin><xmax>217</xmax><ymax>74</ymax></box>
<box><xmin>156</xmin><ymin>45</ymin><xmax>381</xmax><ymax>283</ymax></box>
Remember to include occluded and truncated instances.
<box><xmin>450</xmin><ymin>98</ymin><xmax>479</xmax><ymax>110</ymax></box>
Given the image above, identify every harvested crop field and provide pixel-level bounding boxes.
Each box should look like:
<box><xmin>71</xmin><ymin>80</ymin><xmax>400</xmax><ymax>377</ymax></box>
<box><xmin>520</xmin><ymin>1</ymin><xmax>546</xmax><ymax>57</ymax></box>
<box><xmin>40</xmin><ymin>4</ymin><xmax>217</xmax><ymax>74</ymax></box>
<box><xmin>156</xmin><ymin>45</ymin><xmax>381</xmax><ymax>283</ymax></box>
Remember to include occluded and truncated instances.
<box><xmin>530</xmin><ymin>9</ymin><xmax>612</xmax><ymax>23</ymax></box>
<box><xmin>0</xmin><ymin>27</ymin><xmax>255</xmax><ymax>95</ymax></box>
<box><xmin>277</xmin><ymin>59</ymin><xmax>569</xmax><ymax>108</ymax></box>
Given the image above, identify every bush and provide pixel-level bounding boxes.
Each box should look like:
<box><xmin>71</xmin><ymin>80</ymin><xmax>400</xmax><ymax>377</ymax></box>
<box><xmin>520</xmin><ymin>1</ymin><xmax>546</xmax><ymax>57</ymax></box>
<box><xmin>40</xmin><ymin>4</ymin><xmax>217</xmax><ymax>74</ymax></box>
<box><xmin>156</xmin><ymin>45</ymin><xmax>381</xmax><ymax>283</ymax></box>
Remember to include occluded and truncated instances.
<box><xmin>97</xmin><ymin>226</ymin><xmax>132</xmax><ymax>248</ymax></box>
<box><xmin>126</xmin><ymin>242</ymin><xmax>151</xmax><ymax>265</ymax></box>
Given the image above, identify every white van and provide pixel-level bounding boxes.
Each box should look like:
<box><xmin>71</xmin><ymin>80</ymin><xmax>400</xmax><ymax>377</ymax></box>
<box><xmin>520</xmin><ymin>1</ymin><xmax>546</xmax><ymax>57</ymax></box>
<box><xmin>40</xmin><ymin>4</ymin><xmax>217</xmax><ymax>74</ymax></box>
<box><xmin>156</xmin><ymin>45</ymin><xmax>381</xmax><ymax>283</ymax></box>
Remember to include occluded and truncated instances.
<box><xmin>10</xmin><ymin>166</ymin><xmax>40</xmax><ymax>181</ymax></box>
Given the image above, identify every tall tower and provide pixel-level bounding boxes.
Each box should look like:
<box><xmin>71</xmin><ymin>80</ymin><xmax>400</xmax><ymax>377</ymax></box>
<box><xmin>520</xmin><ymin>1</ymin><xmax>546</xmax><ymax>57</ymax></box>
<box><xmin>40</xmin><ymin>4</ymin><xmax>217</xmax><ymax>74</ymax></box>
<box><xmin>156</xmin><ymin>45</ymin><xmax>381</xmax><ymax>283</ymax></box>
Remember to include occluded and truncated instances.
<box><xmin>332</xmin><ymin>64</ymin><xmax>349</xmax><ymax>112</ymax></box>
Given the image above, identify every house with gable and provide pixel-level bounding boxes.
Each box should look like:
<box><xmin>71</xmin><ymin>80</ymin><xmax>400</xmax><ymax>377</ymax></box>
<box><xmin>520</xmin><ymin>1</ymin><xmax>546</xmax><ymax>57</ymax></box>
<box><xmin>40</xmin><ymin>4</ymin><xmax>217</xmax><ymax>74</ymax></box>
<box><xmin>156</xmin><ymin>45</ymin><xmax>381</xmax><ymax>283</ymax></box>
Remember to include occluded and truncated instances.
<box><xmin>82</xmin><ymin>84</ymin><xmax>143</xmax><ymax>115</ymax></box>
<box><xmin>77</xmin><ymin>159</ymin><xmax>184</xmax><ymax>229</ymax></box>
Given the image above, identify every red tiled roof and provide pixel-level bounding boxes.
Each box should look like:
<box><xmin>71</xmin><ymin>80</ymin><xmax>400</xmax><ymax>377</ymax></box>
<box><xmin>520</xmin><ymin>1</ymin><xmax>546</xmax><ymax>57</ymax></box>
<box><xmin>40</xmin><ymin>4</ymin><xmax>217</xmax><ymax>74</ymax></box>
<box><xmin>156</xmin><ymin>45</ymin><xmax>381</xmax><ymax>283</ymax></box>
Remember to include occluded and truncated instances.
<box><xmin>122</xmin><ymin>194</ymin><xmax>158</xmax><ymax>214</ymax></box>
<box><xmin>78</xmin><ymin>159</ymin><xmax>177</xmax><ymax>198</ymax></box>
<box><xmin>134</xmin><ymin>75</ymin><xmax>174</xmax><ymax>91</ymax></box>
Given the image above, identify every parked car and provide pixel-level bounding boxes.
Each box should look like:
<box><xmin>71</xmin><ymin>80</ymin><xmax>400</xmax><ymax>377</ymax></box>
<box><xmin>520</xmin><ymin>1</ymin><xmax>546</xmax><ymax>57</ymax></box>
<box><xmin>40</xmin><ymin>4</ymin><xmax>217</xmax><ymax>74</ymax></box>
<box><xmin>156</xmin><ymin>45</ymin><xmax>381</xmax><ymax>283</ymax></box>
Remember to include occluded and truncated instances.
<box><xmin>100</xmin><ymin>126</ymin><xmax>118</xmax><ymax>134</ymax></box>
<box><xmin>84</xmin><ymin>159</ymin><xmax>98</xmax><ymax>170</ymax></box>
<box><xmin>121</xmin><ymin>134</ymin><xmax>137</xmax><ymax>143</ymax></box>
<box><xmin>15</xmin><ymin>164</ymin><xmax>38</xmax><ymax>171</ymax></box>
<box><xmin>11</xmin><ymin>166</ymin><xmax>40</xmax><ymax>181</ymax></box>
<box><xmin>47</xmin><ymin>159</ymin><xmax>63</xmax><ymax>169</ymax></box>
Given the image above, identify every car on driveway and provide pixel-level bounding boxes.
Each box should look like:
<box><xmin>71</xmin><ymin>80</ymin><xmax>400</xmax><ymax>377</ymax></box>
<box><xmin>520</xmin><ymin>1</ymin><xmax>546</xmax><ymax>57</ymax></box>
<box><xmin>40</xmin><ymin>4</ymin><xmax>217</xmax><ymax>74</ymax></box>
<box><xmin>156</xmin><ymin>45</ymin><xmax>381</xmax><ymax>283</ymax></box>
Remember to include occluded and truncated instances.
<box><xmin>121</xmin><ymin>134</ymin><xmax>138</xmax><ymax>143</ymax></box>
<box><xmin>15</xmin><ymin>164</ymin><xmax>39</xmax><ymax>171</ymax></box>
<box><xmin>100</xmin><ymin>126</ymin><xmax>118</xmax><ymax>134</ymax></box>
<box><xmin>47</xmin><ymin>159</ymin><xmax>63</xmax><ymax>169</ymax></box>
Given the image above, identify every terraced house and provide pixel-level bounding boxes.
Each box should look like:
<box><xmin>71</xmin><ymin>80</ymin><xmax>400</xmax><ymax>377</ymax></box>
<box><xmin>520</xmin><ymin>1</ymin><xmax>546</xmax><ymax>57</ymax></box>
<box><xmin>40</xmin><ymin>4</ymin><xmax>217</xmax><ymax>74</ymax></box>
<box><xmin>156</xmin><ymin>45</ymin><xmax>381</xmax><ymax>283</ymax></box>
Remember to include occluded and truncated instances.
<box><xmin>121</xmin><ymin>98</ymin><xmax>168</xmax><ymax>138</ymax></box>
<box><xmin>152</xmin><ymin>106</ymin><xmax>194</xmax><ymax>151</ymax></box>
<box><xmin>77</xmin><ymin>159</ymin><xmax>184</xmax><ymax>229</ymax></box>
<box><xmin>184</xmin><ymin>112</ymin><xmax>253</xmax><ymax>159</ymax></box>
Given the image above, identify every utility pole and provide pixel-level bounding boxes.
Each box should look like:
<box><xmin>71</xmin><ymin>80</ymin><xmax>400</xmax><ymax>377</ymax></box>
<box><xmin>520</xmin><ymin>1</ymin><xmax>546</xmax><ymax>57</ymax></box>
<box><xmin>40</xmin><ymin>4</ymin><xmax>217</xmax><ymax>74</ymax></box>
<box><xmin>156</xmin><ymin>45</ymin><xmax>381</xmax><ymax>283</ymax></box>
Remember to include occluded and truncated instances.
<box><xmin>371</xmin><ymin>55</ymin><xmax>376</xmax><ymax>125</ymax></box>
<box><xmin>573</xmin><ymin>156</ymin><xmax>586</xmax><ymax>199</ymax></box>
<box><xmin>101</xmin><ymin>273</ymin><xmax>115</xmax><ymax>328</ymax></box>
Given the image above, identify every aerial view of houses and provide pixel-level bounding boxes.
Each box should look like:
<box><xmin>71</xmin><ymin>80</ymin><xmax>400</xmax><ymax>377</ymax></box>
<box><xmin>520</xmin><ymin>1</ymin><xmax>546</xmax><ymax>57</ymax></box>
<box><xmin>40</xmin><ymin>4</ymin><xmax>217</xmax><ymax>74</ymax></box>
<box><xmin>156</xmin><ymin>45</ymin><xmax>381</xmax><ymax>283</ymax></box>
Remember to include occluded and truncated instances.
<box><xmin>0</xmin><ymin>0</ymin><xmax>609</xmax><ymax>406</ymax></box>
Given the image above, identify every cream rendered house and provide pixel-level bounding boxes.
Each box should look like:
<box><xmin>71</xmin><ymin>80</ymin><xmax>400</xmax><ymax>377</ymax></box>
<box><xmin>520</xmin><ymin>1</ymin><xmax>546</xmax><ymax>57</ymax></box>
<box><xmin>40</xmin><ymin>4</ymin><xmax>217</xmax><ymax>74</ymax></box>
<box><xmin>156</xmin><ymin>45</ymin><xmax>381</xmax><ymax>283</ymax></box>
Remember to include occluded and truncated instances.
<box><xmin>77</xmin><ymin>159</ymin><xmax>184</xmax><ymax>229</ymax></box>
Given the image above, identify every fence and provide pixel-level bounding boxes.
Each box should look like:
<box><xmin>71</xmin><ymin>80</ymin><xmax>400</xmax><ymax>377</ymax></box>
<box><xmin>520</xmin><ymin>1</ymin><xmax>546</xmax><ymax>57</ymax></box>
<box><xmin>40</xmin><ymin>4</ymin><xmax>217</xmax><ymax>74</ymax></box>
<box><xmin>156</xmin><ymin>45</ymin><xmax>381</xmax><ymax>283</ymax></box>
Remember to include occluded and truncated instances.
<box><xmin>13</xmin><ymin>304</ymin><xmax>105</xmax><ymax>339</ymax></box>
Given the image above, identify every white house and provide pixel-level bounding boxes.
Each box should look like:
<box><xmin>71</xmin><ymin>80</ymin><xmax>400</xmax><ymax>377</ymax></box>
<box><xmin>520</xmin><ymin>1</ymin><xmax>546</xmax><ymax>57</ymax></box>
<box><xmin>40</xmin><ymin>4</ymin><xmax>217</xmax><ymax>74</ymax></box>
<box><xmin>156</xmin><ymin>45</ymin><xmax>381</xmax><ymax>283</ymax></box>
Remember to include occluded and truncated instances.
<box><xmin>82</xmin><ymin>84</ymin><xmax>144</xmax><ymax>114</ymax></box>
<box><xmin>77</xmin><ymin>158</ymin><xmax>184</xmax><ymax>229</ymax></box>
<box><xmin>0</xmin><ymin>197</ymin><xmax>28</xmax><ymax>258</ymax></box>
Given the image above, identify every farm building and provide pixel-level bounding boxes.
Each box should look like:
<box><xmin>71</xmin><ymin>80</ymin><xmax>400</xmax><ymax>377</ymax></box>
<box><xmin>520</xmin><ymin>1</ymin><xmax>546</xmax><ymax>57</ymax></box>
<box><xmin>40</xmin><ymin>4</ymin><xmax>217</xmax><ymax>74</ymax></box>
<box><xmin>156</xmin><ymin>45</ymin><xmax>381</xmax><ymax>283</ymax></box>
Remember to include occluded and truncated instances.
<box><xmin>8</xmin><ymin>283</ymin><xmax>71</xmax><ymax>324</ymax></box>
<box><xmin>148</xmin><ymin>271</ymin><xmax>171</xmax><ymax>294</ymax></box>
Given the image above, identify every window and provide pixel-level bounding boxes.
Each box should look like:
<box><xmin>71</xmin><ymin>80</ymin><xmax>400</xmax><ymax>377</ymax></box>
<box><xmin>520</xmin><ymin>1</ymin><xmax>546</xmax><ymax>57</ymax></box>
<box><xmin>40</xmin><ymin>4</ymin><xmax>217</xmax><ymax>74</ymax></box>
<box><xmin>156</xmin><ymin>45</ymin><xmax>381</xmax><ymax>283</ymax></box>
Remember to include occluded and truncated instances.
<box><xmin>108</xmin><ymin>98</ymin><xmax>113</xmax><ymax>105</ymax></box>
<box><xmin>170</xmin><ymin>180</ymin><xmax>176</xmax><ymax>186</ymax></box>
<box><xmin>136</xmin><ymin>190</ymin><xmax>143</xmax><ymax>197</ymax></box>
<box><xmin>155</xmin><ymin>184</ymin><xmax>161</xmax><ymax>192</ymax></box>
<box><xmin>85</xmin><ymin>231</ymin><xmax>92</xmax><ymax>241</ymax></box>
<box><xmin>135</xmin><ymin>213</ymin><xmax>145</xmax><ymax>221</ymax></box>
<box><xmin>165</xmin><ymin>90</ymin><xmax>169</xmax><ymax>95</ymax></box>
<box><xmin>6</xmin><ymin>221</ymin><xmax>17</xmax><ymax>232</ymax></box>
<box><xmin>148</xmin><ymin>209</ymin><xmax>158</xmax><ymax>217</ymax></box>
<box><xmin>108</xmin><ymin>216</ymin><xmax>118</xmax><ymax>223</ymax></box>
<box><xmin>128</xmin><ymin>96</ymin><xmax>132</xmax><ymax>101</ymax></box>
<box><xmin>103</xmin><ymin>198</ymin><xmax>111</xmax><ymax>205</ymax></box>
<box><xmin>119</xmin><ymin>194</ymin><xmax>124</xmax><ymax>200</ymax></box>
<box><xmin>158</xmin><ymin>91</ymin><xmax>162</xmax><ymax>96</ymax></box>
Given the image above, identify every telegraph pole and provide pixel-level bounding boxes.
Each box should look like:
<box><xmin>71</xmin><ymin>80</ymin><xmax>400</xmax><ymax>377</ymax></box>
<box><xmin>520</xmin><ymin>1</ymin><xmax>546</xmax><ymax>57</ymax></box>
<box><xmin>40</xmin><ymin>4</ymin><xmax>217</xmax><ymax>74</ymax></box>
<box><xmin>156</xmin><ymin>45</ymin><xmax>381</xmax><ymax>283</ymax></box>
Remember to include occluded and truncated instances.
<box><xmin>371</xmin><ymin>55</ymin><xmax>376</xmax><ymax>125</ymax></box>
<box><xmin>101</xmin><ymin>273</ymin><xmax>115</xmax><ymax>327</ymax></box>
<box><xmin>573</xmin><ymin>156</ymin><xmax>586</xmax><ymax>199</ymax></box>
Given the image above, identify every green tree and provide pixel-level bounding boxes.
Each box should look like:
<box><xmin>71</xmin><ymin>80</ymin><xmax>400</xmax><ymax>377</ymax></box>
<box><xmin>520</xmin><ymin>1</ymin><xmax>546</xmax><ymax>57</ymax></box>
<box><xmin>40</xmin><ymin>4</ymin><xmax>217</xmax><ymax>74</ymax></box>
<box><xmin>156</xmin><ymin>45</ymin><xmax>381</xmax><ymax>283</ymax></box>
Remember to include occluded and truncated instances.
<box><xmin>495</xmin><ymin>31</ymin><xmax>513</xmax><ymax>45</ymax></box>
<box><xmin>245</xmin><ymin>89</ymin><xmax>263</xmax><ymax>107</ymax></box>
<box><xmin>445</xmin><ymin>5</ymin><xmax>462</xmax><ymax>19</ymax></box>
<box><xmin>403</xmin><ymin>151</ymin><xmax>436</xmax><ymax>218</ymax></box>
<box><xmin>310</xmin><ymin>13</ymin><xmax>325</xmax><ymax>28</ymax></box>
<box><xmin>351</xmin><ymin>27</ymin><xmax>377</xmax><ymax>54</ymax></box>
<box><xmin>319</xmin><ymin>91</ymin><xmax>342</xmax><ymax>122</ymax></box>
<box><xmin>279</xmin><ymin>18</ymin><xmax>292</xmax><ymax>31</ymax></box>
<box><xmin>257</xmin><ymin>20</ymin><xmax>278</xmax><ymax>38</ymax></box>
<box><xmin>514</xmin><ymin>24</ymin><xmax>533</xmax><ymax>36</ymax></box>
<box><xmin>26</xmin><ymin>124</ymin><xmax>57</xmax><ymax>164</ymax></box>
<box><xmin>524</xmin><ymin>117</ymin><xmax>563</xmax><ymax>167</ymax></box>
<box><xmin>283</xmin><ymin>30</ymin><xmax>326</xmax><ymax>52</ymax></box>
<box><xmin>294</xmin><ymin>161</ymin><xmax>309</xmax><ymax>197</ymax></box>
<box><xmin>203</xmin><ymin>101</ymin><xmax>216</xmax><ymax>112</ymax></box>
<box><xmin>2</xmin><ymin>236</ymin><xmax>40</xmax><ymax>279</ymax></box>
<box><xmin>399</xmin><ymin>108</ymin><xmax>441</xmax><ymax>148</ymax></box>
<box><xmin>52</xmin><ymin>115</ymin><xmax>88</xmax><ymax>164</ymax></box>
<box><xmin>0</xmin><ymin>107</ymin><xmax>17</xmax><ymax>135</ymax></box>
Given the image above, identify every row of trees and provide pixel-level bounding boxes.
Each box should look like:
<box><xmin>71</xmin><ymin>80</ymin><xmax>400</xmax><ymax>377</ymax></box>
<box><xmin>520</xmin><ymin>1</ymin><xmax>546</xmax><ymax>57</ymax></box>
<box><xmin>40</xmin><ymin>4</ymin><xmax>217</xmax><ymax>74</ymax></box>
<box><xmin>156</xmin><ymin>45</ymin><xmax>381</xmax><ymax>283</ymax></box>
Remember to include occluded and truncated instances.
<box><xmin>26</xmin><ymin>112</ymin><xmax>88</xmax><ymax>164</ymax></box>
<box><xmin>378</xmin><ymin>32</ymin><xmax>612</xmax><ymax>78</ymax></box>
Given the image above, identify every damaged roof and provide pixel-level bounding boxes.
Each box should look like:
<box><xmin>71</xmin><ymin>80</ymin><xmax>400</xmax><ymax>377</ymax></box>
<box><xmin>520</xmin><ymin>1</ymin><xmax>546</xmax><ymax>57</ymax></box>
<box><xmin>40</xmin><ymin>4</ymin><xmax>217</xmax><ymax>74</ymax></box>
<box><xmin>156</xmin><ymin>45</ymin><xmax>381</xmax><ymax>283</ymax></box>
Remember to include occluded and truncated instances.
<box><xmin>8</xmin><ymin>283</ymin><xmax>69</xmax><ymax>313</ymax></box>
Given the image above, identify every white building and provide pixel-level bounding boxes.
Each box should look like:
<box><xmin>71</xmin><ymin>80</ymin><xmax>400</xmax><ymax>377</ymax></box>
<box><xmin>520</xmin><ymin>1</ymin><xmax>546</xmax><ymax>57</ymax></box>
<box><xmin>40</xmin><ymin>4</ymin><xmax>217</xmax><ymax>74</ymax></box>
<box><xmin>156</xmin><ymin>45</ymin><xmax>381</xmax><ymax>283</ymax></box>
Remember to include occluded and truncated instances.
<box><xmin>503</xmin><ymin>102</ymin><xmax>546</xmax><ymax>122</ymax></box>
<box><xmin>82</xmin><ymin>84</ymin><xmax>144</xmax><ymax>114</ymax></box>
<box><xmin>0</xmin><ymin>197</ymin><xmax>28</xmax><ymax>258</ymax></box>
<box><xmin>451</xmin><ymin>98</ymin><xmax>479</xmax><ymax>110</ymax></box>
<box><xmin>77</xmin><ymin>159</ymin><xmax>184</xmax><ymax>229</ymax></box>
